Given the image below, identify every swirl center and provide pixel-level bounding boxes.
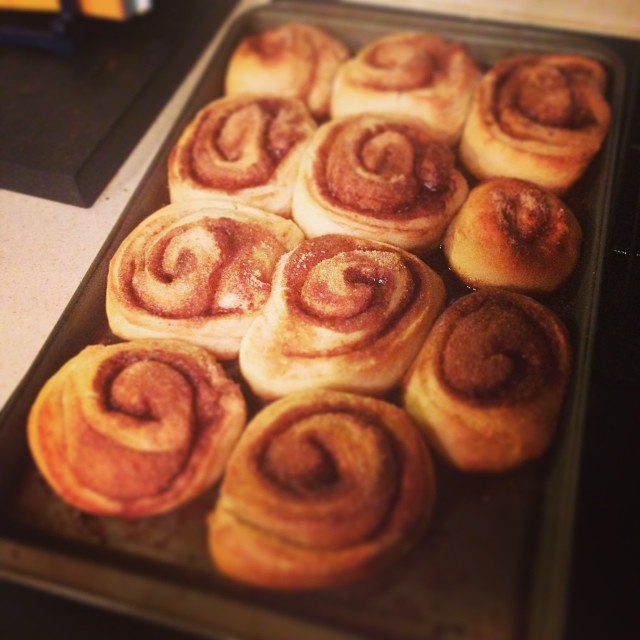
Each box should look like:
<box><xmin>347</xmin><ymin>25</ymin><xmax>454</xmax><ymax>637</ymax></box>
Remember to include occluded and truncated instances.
<box><xmin>493</xmin><ymin>188</ymin><xmax>551</xmax><ymax>243</ymax></box>
<box><xmin>136</xmin><ymin>223</ymin><xmax>223</xmax><ymax>317</ymax></box>
<box><xmin>442</xmin><ymin>302</ymin><xmax>552</xmax><ymax>402</ymax></box>
<box><xmin>326</xmin><ymin>124</ymin><xmax>418</xmax><ymax>211</ymax></box>
<box><xmin>299</xmin><ymin>250</ymin><xmax>410</xmax><ymax>322</ymax></box>
<box><xmin>366</xmin><ymin>40</ymin><xmax>435</xmax><ymax>89</ymax></box>
<box><xmin>105</xmin><ymin>360</ymin><xmax>194</xmax><ymax>452</ymax></box>
<box><xmin>301</xmin><ymin>255</ymin><xmax>376</xmax><ymax>320</ymax></box>
<box><xmin>260</xmin><ymin>411</ymin><xmax>398</xmax><ymax>505</ymax></box>
<box><xmin>264</xmin><ymin>428</ymin><xmax>339</xmax><ymax>496</ymax></box>
<box><xmin>192</xmin><ymin>103</ymin><xmax>276</xmax><ymax>189</ymax></box>
<box><xmin>513</xmin><ymin>65</ymin><xmax>574</xmax><ymax>127</ymax></box>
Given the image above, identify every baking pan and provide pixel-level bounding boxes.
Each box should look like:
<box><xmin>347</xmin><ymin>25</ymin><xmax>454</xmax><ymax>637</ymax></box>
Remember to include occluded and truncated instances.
<box><xmin>0</xmin><ymin>1</ymin><xmax>627</xmax><ymax>639</ymax></box>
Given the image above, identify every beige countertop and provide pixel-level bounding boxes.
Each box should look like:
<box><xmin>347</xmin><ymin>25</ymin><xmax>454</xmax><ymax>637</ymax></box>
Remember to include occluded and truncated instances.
<box><xmin>349</xmin><ymin>0</ymin><xmax>640</xmax><ymax>40</ymax></box>
<box><xmin>1</xmin><ymin>0</ymin><xmax>638</xmax><ymax>412</ymax></box>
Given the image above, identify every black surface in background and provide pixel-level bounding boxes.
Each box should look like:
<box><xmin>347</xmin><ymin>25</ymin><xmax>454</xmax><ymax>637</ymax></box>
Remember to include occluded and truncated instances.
<box><xmin>0</xmin><ymin>0</ymin><xmax>236</xmax><ymax>206</ymax></box>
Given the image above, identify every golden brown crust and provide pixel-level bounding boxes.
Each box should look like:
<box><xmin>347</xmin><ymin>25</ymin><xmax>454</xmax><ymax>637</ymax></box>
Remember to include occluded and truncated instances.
<box><xmin>27</xmin><ymin>339</ymin><xmax>246</xmax><ymax>517</ymax></box>
<box><xmin>459</xmin><ymin>53</ymin><xmax>611</xmax><ymax>193</ymax></box>
<box><xmin>292</xmin><ymin>113</ymin><xmax>468</xmax><ymax>255</ymax></box>
<box><xmin>443</xmin><ymin>178</ymin><xmax>582</xmax><ymax>293</ymax></box>
<box><xmin>224</xmin><ymin>22</ymin><xmax>350</xmax><ymax>120</ymax></box>
<box><xmin>208</xmin><ymin>389</ymin><xmax>436</xmax><ymax>589</ymax></box>
<box><xmin>238</xmin><ymin>234</ymin><xmax>447</xmax><ymax>400</ymax></box>
<box><xmin>331</xmin><ymin>32</ymin><xmax>481</xmax><ymax>143</ymax></box>
<box><xmin>168</xmin><ymin>95</ymin><xmax>317</xmax><ymax>216</ymax></box>
<box><xmin>402</xmin><ymin>288</ymin><xmax>572</xmax><ymax>472</ymax></box>
<box><xmin>106</xmin><ymin>200</ymin><xmax>304</xmax><ymax>360</ymax></box>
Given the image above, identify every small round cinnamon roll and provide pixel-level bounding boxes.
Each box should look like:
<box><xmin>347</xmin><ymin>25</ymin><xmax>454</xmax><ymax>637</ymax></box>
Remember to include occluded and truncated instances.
<box><xmin>106</xmin><ymin>200</ymin><xmax>304</xmax><ymax>359</ymax></box>
<box><xmin>238</xmin><ymin>234</ymin><xmax>446</xmax><ymax>400</ymax></box>
<box><xmin>292</xmin><ymin>113</ymin><xmax>468</xmax><ymax>255</ymax></box>
<box><xmin>28</xmin><ymin>339</ymin><xmax>247</xmax><ymax>517</ymax></box>
<box><xmin>443</xmin><ymin>178</ymin><xmax>582</xmax><ymax>294</ymax></box>
<box><xmin>208</xmin><ymin>389</ymin><xmax>436</xmax><ymax>589</ymax></box>
<box><xmin>403</xmin><ymin>288</ymin><xmax>572</xmax><ymax>472</ymax></box>
<box><xmin>459</xmin><ymin>53</ymin><xmax>611</xmax><ymax>193</ymax></box>
<box><xmin>224</xmin><ymin>22</ymin><xmax>350</xmax><ymax>120</ymax></box>
<box><xmin>331</xmin><ymin>32</ymin><xmax>481</xmax><ymax>144</ymax></box>
<box><xmin>168</xmin><ymin>94</ymin><xmax>317</xmax><ymax>216</ymax></box>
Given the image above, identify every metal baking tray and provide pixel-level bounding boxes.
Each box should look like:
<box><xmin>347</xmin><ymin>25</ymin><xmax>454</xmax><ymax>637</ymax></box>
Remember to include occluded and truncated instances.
<box><xmin>0</xmin><ymin>1</ymin><xmax>627</xmax><ymax>639</ymax></box>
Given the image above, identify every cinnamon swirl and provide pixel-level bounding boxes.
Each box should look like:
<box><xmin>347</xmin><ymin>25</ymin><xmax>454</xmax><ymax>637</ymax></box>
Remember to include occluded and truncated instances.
<box><xmin>224</xmin><ymin>22</ymin><xmax>350</xmax><ymax>120</ymax></box>
<box><xmin>292</xmin><ymin>113</ymin><xmax>468</xmax><ymax>255</ymax></box>
<box><xmin>238</xmin><ymin>234</ymin><xmax>446</xmax><ymax>400</ymax></box>
<box><xmin>331</xmin><ymin>32</ymin><xmax>481</xmax><ymax>144</ymax></box>
<box><xmin>443</xmin><ymin>178</ymin><xmax>582</xmax><ymax>294</ymax></box>
<box><xmin>106</xmin><ymin>200</ymin><xmax>305</xmax><ymax>360</ymax></box>
<box><xmin>27</xmin><ymin>339</ymin><xmax>246</xmax><ymax>517</ymax></box>
<box><xmin>208</xmin><ymin>389</ymin><xmax>436</xmax><ymax>589</ymax></box>
<box><xmin>168</xmin><ymin>95</ymin><xmax>317</xmax><ymax>216</ymax></box>
<box><xmin>403</xmin><ymin>288</ymin><xmax>572</xmax><ymax>472</ymax></box>
<box><xmin>459</xmin><ymin>53</ymin><xmax>611</xmax><ymax>193</ymax></box>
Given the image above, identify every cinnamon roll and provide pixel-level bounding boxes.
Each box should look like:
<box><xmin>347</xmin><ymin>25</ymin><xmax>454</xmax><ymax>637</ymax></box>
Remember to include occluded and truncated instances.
<box><xmin>403</xmin><ymin>288</ymin><xmax>572</xmax><ymax>472</ymax></box>
<box><xmin>27</xmin><ymin>339</ymin><xmax>246</xmax><ymax>517</ymax></box>
<box><xmin>459</xmin><ymin>53</ymin><xmax>611</xmax><ymax>193</ymax></box>
<box><xmin>292</xmin><ymin>113</ymin><xmax>468</xmax><ymax>255</ymax></box>
<box><xmin>330</xmin><ymin>32</ymin><xmax>481</xmax><ymax>144</ymax></box>
<box><xmin>168</xmin><ymin>95</ymin><xmax>317</xmax><ymax>216</ymax></box>
<box><xmin>443</xmin><ymin>178</ymin><xmax>582</xmax><ymax>294</ymax></box>
<box><xmin>106</xmin><ymin>200</ymin><xmax>304</xmax><ymax>360</ymax></box>
<box><xmin>224</xmin><ymin>22</ymin><xmax>350</xmax><ymax>120</ymax></box>
<box><xmin>208</xmin><ymin>389</ymin><xmax>436</xmax><ymax>589</ymax></box>
<box><xmin>238</xmin><ymin>234</ymin><xmax>446</xmax><ymax>400</ymax></box>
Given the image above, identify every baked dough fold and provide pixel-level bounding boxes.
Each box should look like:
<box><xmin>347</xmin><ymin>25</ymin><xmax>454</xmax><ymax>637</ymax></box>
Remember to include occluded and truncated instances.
<box><xmin>28</xmin><ymin>339</ymin><xmax>246</xmax><ymax>517</ymax></box>
<box><xmin>292</xmin><ymin>113</ymin><xmax>468</xmax><ymax>255</ymax></box>
<box><xmin>403</xmin><ymin>288</ymin><xmax>572</xmax><ymax>472</ymax></box>
<box><xmin>208</xmin><ymin>389</ymin><xmax>436</xmax><ymax>589</ymax></box>
<box><xmin>239</xmin><ymin>234</ymin><xmax>446</xmax><ymax>400</ymax></box>
<box><xmin>443</xmin><ymin>177</ymin><xmax>582</xmax><ymax>293</ymax></box>
<box><xmin>331</xmin><ymin>32</ymin><xmax>481</xmax><ymax>143</ymax></box>
<box><xmin>225</xmin><ymin>22</ymin><xmax>350</xmax><ymax>120</ymax></box>
<box><xmin>459</xmin><ymin>53</ymin><xmax>611</xmax><ymax>193</ymax></box>
<box><xmin>168</xmin><ymin>94</ymin><xmax>317</xmax><ymax>216</ymax></box>
<box><xmin>106</xmin><ymin>200</ymin><xmax>304</xmax><ymax>359</ymax></box>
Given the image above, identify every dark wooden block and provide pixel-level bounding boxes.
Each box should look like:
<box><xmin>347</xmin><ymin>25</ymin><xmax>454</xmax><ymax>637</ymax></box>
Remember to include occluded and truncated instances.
<box><xmin>0</xmin><ymin>0</ymin><xmax>236</xmax><ymax>207</ymax></box>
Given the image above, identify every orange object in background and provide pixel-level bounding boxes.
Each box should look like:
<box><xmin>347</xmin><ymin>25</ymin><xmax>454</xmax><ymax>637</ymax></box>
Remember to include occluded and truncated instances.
<box><xmin>76</xmin><ymin>0</ymin><xmax>152</xmax><ymax>20</ymax></box>
<box><xmin>0</xmin><ymin>0</ymin><xmax>60</xmax><ymax>10</ymax></box>
<box><xmin>0</xmin><ymin>0</ymin><xmax>153</xmax><ymax>20</ymax></box>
